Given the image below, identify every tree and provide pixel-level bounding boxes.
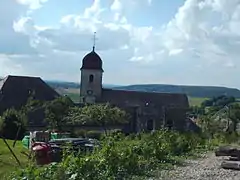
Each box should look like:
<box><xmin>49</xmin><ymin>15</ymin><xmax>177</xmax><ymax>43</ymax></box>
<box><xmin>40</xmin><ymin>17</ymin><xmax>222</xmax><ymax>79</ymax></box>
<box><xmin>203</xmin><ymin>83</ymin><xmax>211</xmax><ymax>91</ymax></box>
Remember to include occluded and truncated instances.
<box><xmin>228</xmin><ymin>103</ymin><xmax>240</xmax><ymax>133</ymax></box>
<box><xmin>187</xmin><ymin>106</ymin><xmax>205</xmax><ymax>116</ymax></box>
<box><xmin>201</xmin><ymin>95</ymin><xmax>236</xmax><ymax>109</ymax></box>
<box><xmin>201</xmin><ymin>99</ymin><xmax>213</xmax><ymax>108</ymax></box>
<box><xmin>22</xmin><ymin>95</ymin><xmax>45</xmax><ymax>114</ymax></box>
<box><xmin>44</xmin><ymin>96</ymin><xmax>74</xmax><ymax>131</ymax></box>
<box><xmin>0</xmin><ymin>108</ymin><xmax>26</xmax><ymax>140</ymax></box>
<box><xmin>198</xmin><ymin>101</ymin><xmax>240</xmax><ymax>135</ymax></box>
<box><xmin>67</xmin><ymin>103</ymin><xmax>128</xmax><ymax>135</ymax></box>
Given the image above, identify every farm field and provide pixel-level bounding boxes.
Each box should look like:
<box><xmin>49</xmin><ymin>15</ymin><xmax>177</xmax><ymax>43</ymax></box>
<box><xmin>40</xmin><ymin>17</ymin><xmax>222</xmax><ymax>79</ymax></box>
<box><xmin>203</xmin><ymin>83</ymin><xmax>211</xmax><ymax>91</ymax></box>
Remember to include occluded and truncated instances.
<box><xmin>188</xmin><ymin>97</ymin><xmax>208</xmax><ymax>106</ymax></box>
<box><xmin>64</xmin><ymin>92</ymin><xmax>79</xmax><ymax>103</ymax></box>
<box><xmin>0</xmin><ymin>139</ymin><xmax>28</xmax><ymax>178</ymax></box>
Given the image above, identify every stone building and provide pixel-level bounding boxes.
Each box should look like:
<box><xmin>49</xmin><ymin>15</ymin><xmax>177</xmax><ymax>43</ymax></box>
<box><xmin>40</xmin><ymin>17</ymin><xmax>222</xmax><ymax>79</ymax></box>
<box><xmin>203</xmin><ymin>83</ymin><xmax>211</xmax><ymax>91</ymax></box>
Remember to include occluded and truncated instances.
<box><xmin>79</xmin><ymin>46</ymin><xmax>190</xmax><ymax>133</ymax></box>
<box><xmin>0</xmin><ymin>75</ymin><xmax>60</xmax><ymax>126</ymax></box>
<box><xmin>0</xmin><ymin>48</ymin><xmax>191</xmax><ymax>133</ymax></box>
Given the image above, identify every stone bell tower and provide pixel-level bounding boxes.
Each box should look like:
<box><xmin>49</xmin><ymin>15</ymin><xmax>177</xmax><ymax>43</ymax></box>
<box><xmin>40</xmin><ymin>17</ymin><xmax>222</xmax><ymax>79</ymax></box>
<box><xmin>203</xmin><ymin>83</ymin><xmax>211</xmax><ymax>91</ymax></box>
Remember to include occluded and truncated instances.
<box><xmin>80</xmin><ymin>32</ymin><xmax>103</xmax><ymax>103</ymax></box>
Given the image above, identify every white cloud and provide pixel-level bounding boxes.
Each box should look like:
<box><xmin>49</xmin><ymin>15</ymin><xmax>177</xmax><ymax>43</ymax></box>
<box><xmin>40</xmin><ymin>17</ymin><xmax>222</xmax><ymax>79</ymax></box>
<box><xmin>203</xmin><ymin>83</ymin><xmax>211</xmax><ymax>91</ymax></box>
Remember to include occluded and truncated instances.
<box><xmin>0</xmin><ymin>54</ymin><xmax>24</xmax><ymax>75</ymax></box>
<box><xmin>16</xmin><ymin>0</ymin><xmax>48</xmax><ymax>10</ymax></box>
<box><xmin>13</xmin><ymin>16</ymin><xmax>35</xmax><ymax>34</ymax></box>
<box><xmin>83</xmin><ymin>0</ymin><xmax>105</xmax><ymax>19</ymax></box>
<box><xmin>161</xmin><ymin>0</ymin><xmax>240</xmax><ymax>68</ymax></box>
<box><xmin>111</xmin><ymin>0</ymin><xmax>122</xmax><ymax>12</ymax></box>
<box><xmin>1</xmin><ymin>0</ymin><xmax>240</xmax><ymax>88</ymax></box>
<box><xmin>169</xmin><ymin>49</ymin><xmax>183</xmax><ymax>56</ymax></box>
<box><xmin>110</xmin><ymin>0</ymin><xmax>123</xmax><ymax>21</ymax></box>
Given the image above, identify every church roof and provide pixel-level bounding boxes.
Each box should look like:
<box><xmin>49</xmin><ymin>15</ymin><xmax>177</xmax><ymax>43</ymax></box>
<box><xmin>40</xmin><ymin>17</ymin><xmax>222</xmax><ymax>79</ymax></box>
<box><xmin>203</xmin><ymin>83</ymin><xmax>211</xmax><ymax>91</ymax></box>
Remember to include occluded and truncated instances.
<box><xmin>0</xmin><ymin>75</ymin><xmax>60</xmax><ymax>114</ymax></box>
<box><xmin>81</xmin><ymin>49</ymin><xmax>103</xmax><ymax>71</ymax></box>
<box><xmin>99</xmin><ymin>88</ymin><xmax>189</xmax><ymax>108</ymax></box>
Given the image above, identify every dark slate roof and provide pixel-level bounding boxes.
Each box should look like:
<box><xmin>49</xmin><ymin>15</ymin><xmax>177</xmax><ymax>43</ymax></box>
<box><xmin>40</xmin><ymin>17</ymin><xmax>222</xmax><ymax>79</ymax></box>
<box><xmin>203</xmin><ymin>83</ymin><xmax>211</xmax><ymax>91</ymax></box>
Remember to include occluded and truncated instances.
<box><xmin>0</xmin><ymin>75</ymin><xmax>60</xmax><ymax>113</ymax></box>
<box><xmin>81</xmin><ymin>50</ymin><xmax>103</xmax><ymax>71</ymax></box>
<box><xmin>0</xmin><ymin>76</ymin><xmax>7</xmax><ymax>90</ymax></box>
<box><xmin>99</xmin><ymin>88</ymin><xmax>189</xmax><ymax>108</ymax></box>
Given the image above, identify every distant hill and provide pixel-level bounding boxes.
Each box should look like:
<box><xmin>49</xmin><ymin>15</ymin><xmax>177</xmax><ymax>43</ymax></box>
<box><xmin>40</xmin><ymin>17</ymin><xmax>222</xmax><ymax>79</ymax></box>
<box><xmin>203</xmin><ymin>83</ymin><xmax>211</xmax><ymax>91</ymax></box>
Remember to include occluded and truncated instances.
<box><xmin>45</xmin><ymin>80</ymin><xmax>80</xmax><ymax>89</ymax></box>
<box><xmin>31</xmin><ymin>80</ymin><xmax>240</xmax><ymax>98</ymax></box>
<box><xmin>112</xmin><ymin>84</ymin><xmax>240</xmax><ymax>98</ymax></box>
<box><xmin>2</xmin><ymin>78</ymin><xmax>240</xmax><ymax>98</ymax></box>
<box><xmin>45</xmin><ymin>80</ymin><xmax>119</xmax><ymax>89</ymax></box>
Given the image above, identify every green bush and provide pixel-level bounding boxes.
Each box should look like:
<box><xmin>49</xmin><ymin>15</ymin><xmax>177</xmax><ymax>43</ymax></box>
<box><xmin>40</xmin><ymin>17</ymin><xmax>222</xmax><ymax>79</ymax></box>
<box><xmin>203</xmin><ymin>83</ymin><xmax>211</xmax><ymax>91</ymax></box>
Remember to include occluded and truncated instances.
<box><xmin>0</xmin><ymin>109</ymin><xmax>26</xmax><ymax>140</ymax></box>
<box><xmin>71</xmin><ymin>129</ymin><xmax>87</xmax><ymax>138</ymax></box>
<box><xmin>71</xmin><ymin>130</ymin><xmax>103</xmax><ymax>139</ymax></box>
<box><xmin>86</xmin><ymin>130</ymin><xmax>102</xmax><ymax>139</ymax></box>
<box><xmin>8</xmin><ymin>130</ymin><xmax>224</xmax><ymax>180</ymax></box>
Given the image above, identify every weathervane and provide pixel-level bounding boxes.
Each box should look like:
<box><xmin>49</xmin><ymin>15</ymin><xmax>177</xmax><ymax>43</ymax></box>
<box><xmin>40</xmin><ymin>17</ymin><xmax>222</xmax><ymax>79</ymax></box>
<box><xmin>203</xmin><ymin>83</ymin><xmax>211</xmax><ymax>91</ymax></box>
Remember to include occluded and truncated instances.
<box><xmin>92</xmin><ymin>32</ymin><xmax>97</xmax><ymax>52</ymax></box>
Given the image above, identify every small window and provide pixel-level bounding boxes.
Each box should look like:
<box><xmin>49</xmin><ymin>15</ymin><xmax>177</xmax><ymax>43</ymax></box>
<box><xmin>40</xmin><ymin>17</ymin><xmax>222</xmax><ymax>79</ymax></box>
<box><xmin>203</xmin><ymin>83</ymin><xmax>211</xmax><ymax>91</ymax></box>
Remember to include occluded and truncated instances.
<box><xmin>166</xmin><ymin>119</ymin><xmax>173</xmax><ymax>130</ymax></box>
<box><xmin>89</xmin><ymin>74</ymin><xmax>94</xmax><ymax>83</ymax></box>
<box><xmin>147</xmin><ymin>119</ymin><xmax>154</xmax><ymax>131</ymax></box>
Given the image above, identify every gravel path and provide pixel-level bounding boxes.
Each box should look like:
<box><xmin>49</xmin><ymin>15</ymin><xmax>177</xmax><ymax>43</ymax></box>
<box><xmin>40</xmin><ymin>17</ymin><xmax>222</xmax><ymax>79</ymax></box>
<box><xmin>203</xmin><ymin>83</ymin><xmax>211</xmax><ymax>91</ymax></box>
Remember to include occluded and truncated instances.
<box><xmin>152</xmin><ymin>152</ymin><xmax>240</xmax><ymax>180</ymax></box>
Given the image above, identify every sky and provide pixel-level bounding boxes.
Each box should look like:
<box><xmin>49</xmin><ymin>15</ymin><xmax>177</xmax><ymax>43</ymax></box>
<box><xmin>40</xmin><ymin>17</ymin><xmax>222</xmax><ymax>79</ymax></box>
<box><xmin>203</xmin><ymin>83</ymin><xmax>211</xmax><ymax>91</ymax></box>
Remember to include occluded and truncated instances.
<box><xmin>1</xmin><ymin>0</ymin><xmax>240</xmax><ymax>88</ymax></box>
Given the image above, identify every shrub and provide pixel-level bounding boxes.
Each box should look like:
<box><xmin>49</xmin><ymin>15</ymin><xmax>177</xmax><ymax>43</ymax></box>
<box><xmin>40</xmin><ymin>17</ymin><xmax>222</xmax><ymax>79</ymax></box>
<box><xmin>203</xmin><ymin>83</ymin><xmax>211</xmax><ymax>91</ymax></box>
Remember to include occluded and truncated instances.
<box><xmin>0</xmin><ymin>109</ymin><xmax>26</xmax><ymax>140</ymax></box>
<box><xmin>86</xmin><ymin>130</ymin><xmax>102</xmax><ymax>140</ymax></box>
<box><xmin>8</xmin><ymin>130</ymin><xmax>223</xmax><ymax>180</ymax></box>
<box><xmin>71</xmin><ymin>129</ymin><xmax>87</xmax><ymax>138</ymax></box>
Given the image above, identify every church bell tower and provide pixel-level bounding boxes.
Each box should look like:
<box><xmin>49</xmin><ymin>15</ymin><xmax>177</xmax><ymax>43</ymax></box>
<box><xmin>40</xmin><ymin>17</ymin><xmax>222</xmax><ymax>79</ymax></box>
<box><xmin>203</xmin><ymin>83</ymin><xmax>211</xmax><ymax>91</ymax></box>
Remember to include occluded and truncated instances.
<box><xmin>80</xmin><ymin>32</ymin><xmax>103</xmax><ymax>103</ymax></box>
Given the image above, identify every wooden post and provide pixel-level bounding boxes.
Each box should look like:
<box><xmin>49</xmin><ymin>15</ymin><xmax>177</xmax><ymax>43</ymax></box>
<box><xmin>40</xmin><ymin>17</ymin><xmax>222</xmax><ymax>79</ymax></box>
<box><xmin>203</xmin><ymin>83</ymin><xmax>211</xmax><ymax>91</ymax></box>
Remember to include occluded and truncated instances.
<box><xmin>1</xmin><ymin>137</ymin><xmax>22</xmax><ymax>167</ymax></box>
<box><xmin>13</xmin><ymin>125</ymin><xmax>21</xmax><ymax>148</ymax></box>
<box><xmin>225</xmin><ymin>105</ymin><xmax>231</xmax><ymax>133</ymax></box>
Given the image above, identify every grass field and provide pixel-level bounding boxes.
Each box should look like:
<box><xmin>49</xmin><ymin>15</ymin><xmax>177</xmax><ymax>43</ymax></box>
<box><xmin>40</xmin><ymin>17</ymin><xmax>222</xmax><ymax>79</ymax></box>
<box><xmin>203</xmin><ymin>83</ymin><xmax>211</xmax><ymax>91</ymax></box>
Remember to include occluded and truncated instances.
<box><xmin>0</xmin><ymin>139</ymin><xmax>28</xmax><ymax>178</ymax></box>
<box><xmin>188</xmin><ymin>97</ymin><xmax>240</xmax><ymax>106</ymax></box>
<box><xmin>66</xmin><ymin>93</ymin><xmax>80</xmax><ymax>103</ymax></box>
<box><xmin>188</xmin><ymin>97</ymin><xmax>208</xmax><ymax>106</ymax></box>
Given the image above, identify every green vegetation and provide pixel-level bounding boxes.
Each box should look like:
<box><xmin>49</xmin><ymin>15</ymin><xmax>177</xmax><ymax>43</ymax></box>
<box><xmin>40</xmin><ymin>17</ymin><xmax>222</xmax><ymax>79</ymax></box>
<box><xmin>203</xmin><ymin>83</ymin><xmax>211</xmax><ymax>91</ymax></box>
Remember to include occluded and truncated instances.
<box><xmin>188</xmin><ymin>97</ymin><xmax>208</xmax><ymax>106</ymax></box>
<box><xmin>113</xmin><ymin>84</ymin><xmax>240</xmax><ymax>98</ymax></box>
<box><xmin>67</xmin><ymin>103</ymin><xmax>128</xmax><ymax>135</ymax></box>
<box><xmin>43</xmin><ymin>96</ymin><xmax>128</xmax><ymax>133</ymax></box>
<box><xmin>64</xmin><ymin>93</ymin><xmax>79</xmax><ymax>103</ymax></box>
<box><xmin>8</xmin><ymin>130</ymin><xmax>230</xmax><ymax>180</ymax></box>
<box><xmin>0</xmin><ymin>139</ymin><xmax>28</xmax><ymax>178</ymax></box>
<box><xmin>191</xmin><ymin>95</ymin><xmax>240</xmax><ymax>135</ymax></box>
<box><xmin>44</xmin><ymin>96</ymin><xmax>74</xmax><ymax>130</ymax></box>
<box><xmin>201</xmin><ymin>95</ymin><xmax>236</xmax><ymax>107</ymax></box>
<box><xmin>2</xmin><ymin>94</ymin><xmax>240</xmax><ymax>179</ymax></box>
<box><xmin>0</xmin><ymin>109</ymin><xmax>26</xmax><ymax>140</ymax></box>
<box><xmin>189</xmin><ymin>97</ymin><xmax>240</xmax><ymax>107</ymax></box>
<box><xmin>7</xmin><ymin>94</ymin><xmax>240</xmax><ymax>179</ymax></box>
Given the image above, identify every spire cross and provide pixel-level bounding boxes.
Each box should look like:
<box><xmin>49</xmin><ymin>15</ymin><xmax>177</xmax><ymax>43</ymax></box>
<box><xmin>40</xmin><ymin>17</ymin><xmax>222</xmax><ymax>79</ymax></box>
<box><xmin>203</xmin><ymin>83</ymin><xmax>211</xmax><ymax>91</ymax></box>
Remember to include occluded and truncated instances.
<box><xmin>92</xmin><ymin>32</ymin><xmax>98</xmax><ymax>51</ymax></box>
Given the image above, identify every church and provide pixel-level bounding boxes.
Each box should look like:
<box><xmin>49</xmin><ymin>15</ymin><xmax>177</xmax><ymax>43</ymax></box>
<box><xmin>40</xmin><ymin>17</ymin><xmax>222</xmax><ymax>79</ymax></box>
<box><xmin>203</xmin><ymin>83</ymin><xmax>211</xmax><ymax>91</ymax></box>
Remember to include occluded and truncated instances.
<box><xmin>0</xmin><ymin>36</ymin><xmax>192</xmax><ymax>133</ymax></box>
<box><xmin>79</xmin><ymin>44</ymin><xmax>190</xmax><ymax>133</ymax></box>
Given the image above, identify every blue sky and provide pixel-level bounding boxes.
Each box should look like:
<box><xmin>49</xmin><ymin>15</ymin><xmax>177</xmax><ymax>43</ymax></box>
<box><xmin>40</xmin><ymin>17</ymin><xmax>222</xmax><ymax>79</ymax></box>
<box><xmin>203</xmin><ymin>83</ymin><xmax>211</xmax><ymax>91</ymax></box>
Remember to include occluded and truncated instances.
<box><xmin>1</xmin><ymin>0</ymin><xmax>240</xmax><ymax>88</ymax></box>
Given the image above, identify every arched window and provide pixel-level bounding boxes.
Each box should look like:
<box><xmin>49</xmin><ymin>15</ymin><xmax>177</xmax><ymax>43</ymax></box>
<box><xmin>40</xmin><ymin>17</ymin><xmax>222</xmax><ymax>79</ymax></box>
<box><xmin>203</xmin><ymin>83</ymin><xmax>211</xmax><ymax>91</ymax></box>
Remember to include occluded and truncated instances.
<box><xmin>89</xmin><ymin>74</ymin><xmax>94</xmax><ymax>83</ymax></box>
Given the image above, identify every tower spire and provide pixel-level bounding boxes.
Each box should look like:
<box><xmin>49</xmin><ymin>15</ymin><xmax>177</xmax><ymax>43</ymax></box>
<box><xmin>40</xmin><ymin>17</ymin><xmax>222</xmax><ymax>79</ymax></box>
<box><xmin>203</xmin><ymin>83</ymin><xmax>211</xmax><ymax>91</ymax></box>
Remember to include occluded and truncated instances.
<box><xmin>92</xmin><ymin>32</ymin><xmax>96</xmax><ymax>52</ymax></box>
